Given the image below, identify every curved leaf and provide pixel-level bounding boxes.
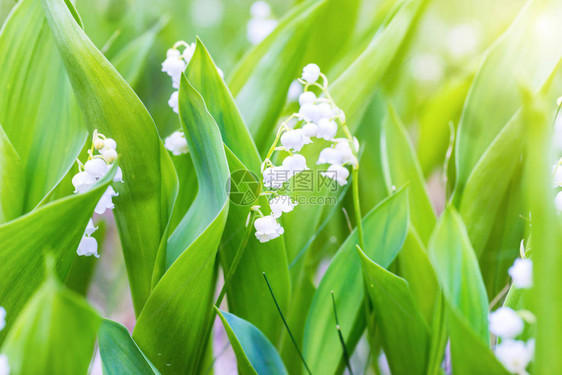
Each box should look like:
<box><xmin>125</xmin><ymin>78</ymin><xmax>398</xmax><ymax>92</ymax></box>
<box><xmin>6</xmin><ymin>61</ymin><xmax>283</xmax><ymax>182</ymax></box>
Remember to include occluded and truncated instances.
<box><xmin>41</xmin><ymin>0</ymin><xmax>176</xmax><ymax>313</ymax></box>
<box><xmin>359</xmin><ymin>248</ymin><xmax>429</xmax><ymax>375</ymax></box>
<box><xmin>303</xmin><ymin>188</ymin><xmax>409</xmax><ymax>375</ymax></box>
<box><xmin>133</xmin><ymin>76</ymin><xmax>230</xmax><ymax>374</ymax></box>
<box><xmin>0</xmin><ymin>125</ymin><xmax>24</xmax><ymax>223</ymax></box>
<box><xmin>99</xmin><ymin>319</ymin><xmax>159</xmax><ymax>375</ymax></box>
<box><xmin>216</xmin><ymin>309</ymin><xmax>288</xmax><ymax>375</ymax></box>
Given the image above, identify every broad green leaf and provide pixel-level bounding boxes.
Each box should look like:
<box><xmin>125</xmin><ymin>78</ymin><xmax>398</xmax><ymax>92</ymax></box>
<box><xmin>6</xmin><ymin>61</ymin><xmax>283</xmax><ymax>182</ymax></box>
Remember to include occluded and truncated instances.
<box><xmin>186</xmin><ymin>39</ymin><xmax>291</xmax><ymax>342</ymax></box>
<box><xmin>453</xmin><ymin>0</ymin><xmax>562</xmax><ymax>202</ymax></box>
<box><xmin>1</xmin><ymin>268</ymin><xmax>100</xmax><ymax>374</ymax></box>
<box><xmin>99</xmin><ymin>319</ymin><xmax>159</xmax><ymax>375</ymax></box>
<box><xmin>0</xmin><ymin>0</ymin><xmax>86</xmax><ymax>212</ymax></box>
<box><xmin>133</xmin><ymin>76</ymin><xmax>230</xmax><ymax>374</ymax></box>
<box><xmin>0</xmin><ymin>125</ymin><xmax>24</xmax><ymax>223</ymax></box>
<box><xmin>381</xmin><ymin>103</ymin><xmax>435</xmax><ymax>244</ymax></box>
<box><xmin>0</xmin><ymin>167</ymin><xmax>115</xmax><ymax>343</ymax></box>
<box><xmin>41</xmin><ymin>0</ymin><xmax>176</xmax><ymax>313</ymax></box>
<box><xmin>229</xmin><ymin>0</ymin><xmax>326</xmax><ymax>150</ymax></box>
<box><xmin>428</xmin><ymin>207</ymin><xmax>508</xmax><ymax>375</ymax></box>
<box><xmin>523</xmin><ymin>88</ymin><xmax>562</xmax><ymax>374</ymax></box>
<box><xmin>303</xmin><ymin>188</ymin><xmax>409</xmax><ymax>375</ymax></box>
<box><xmin>359</xmin><ymin>248</ymin><xmax>429</xmax><ymax>375</ymax></box>
<box><xmin>216</xmin><ymin>309</ymin><xmax>288</xmax><ymax>375</ymax></box>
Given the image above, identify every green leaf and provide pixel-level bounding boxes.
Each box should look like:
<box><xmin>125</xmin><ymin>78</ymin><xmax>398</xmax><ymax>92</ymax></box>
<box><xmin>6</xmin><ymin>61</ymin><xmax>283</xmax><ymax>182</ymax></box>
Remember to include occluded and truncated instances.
<box><xmin>0</xmin><ymin>167</ymin><xmax>115</xmax><ymax>343</ymax></box>
<box><xmin>1</xmin><ymin>269</ymin><xmax>101</xmax><ymax>374</ymax></box>
<box><xmin>41</xmin><ymin>0</ymin><xmax>176</xmax><ymax>313</ymax></box>
<box><xmin>229</xmin><ymin>0</ymin><xmax>326</xmax><ymax>150</ymax></box>
<box><xmin>186</xmin><ymin>39</ymin><xmax>291</xmax><ymax>342</ymax></box>
<box><xmin>99</xmin><ymin>319</ymin><xmax>159</xmax><ymax>375</ymax></box>
<box><xmin>428</xmin><ymin>207</ymin><xmax>508</xmax><ymax>375</ymax></box>
<box><xmin>216</xmin><ymin>309</ymin><xmax>288</xmax><ymax>375</ymax></box>
<box><xmin>359</xmin><ymin>247</ymin><xmax>429</xmax><ymax>375</ymax></box>
<box><xmin>453</xmin><ymin>0</ymin><xmax>562</xmax><ymax>202</ymax></box>
<box><xmin>303</xmin><ymin>188</ymin><xmax>409</xmax><ymax>375</ymax></box>
<box><xmin>133</xmin><ymin>76</ymin><xmax>230</xmax><ymax>374</ymax></box>
<box><xmin>0</xmin><ymin>125</ymin><xmax>25</xmax><ymax>223</ymax></box>
<box><xmin>0</xmin><ymin>0</ymin><xmax>87</xmax><ymax>212</ymax></box>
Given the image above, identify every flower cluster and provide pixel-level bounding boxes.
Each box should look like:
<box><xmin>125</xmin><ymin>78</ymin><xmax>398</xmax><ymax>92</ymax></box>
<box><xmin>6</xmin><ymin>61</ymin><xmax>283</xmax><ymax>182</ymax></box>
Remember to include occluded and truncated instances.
<box><xmin>247</xmin><ymin>1</ymin><xmax>277</xmax><ymax>45</ymax></box>
<box><xmin>253</xmin><ymin>64</ymin><xmax>359</xmax><ymax>243</ymax></box>
<box><xmin>72</xmin><ymin>130</ymin><xmax>123</xmax><ymax>258</ymax></box>
<box><xmin>489</xmin><ymin>247</ymin><xmax>534</xmax><ymax>375</ymax></box>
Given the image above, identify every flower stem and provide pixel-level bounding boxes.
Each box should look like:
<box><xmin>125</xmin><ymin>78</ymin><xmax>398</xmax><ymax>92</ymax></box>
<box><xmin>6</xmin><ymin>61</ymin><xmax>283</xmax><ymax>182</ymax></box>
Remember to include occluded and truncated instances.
<box><xmin>352</xmin><ymin>166</ymin><xmax>364</xmax><ymax>249</ymax></box>
<box><xmin>331</xmin><ymin>290</ymin><xmax>354</xmax><ymax>375</ymax></box>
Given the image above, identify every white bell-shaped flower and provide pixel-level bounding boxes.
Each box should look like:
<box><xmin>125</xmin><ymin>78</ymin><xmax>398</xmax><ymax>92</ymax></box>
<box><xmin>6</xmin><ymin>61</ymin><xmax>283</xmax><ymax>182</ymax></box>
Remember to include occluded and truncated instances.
<box><xmin>85</xmin><ymin>219</ymin><xmax>98</xmax><ymax>236</ymax></box>
<box><xmin>101</xmin><ymin>148</ymin><xmax>118</xmax><ymax>163</ymax></box>
<box><xmin>165</xmin><ymin>131</ymin><xmax>189</xmax><ymax>155</ymax></box>
<box><xmin>298</xmin><ymin>91</ymin><xmax>316</xmax><ymax>106</ymax></box>
<box><xmin>250</xmin><ymin>1</ymin><xmax>271</xmax><ymax>18</ymax></box>
<box><xmin>269</xmin><ymin>195</ymin><xmax>297</xmax><ymax>218</ymax></box>
<box><xmin>0</xmin><ymin>354</ymin><xmax>9</xmax><ymax>375</ymax></box>
<box><xmin>302</xmin><ymin>63</ymin><xmax>320</xmax><ymax>83</ymax></box>
<box><xmin>317</xmin><ymin>118</ymin><xmax>338</xmax><ymax>140</ymax></box>
<box><xmin>508</xmin><ymin>258</ymin><xmax>533</xmax><ymax>289</ymax></box>
<box><xmin>168</xmin><ymin>91</ymin><xmax>179</xmax><ymax>114</ymax></box>
<box><xmin>317</xmin><ymin>147</ymin><xmax>342</xmax><ymax>165</ymax></box>
<box><xmin>316</xmin><ymin>102</ymin><xmax>334</xmax><ymax>121</ymax></box>
<box><xmin>0</xmin><ymin>306</ymin><xmax>5</xmax><ymax>331</ymax></box>
<box><xmin>556</xmin><ymin>191</ymin><xmax>562</xmax><ymax>211</ymax></box>
<box><xmin>113</xmin><ymin>167</ymin><xmax>124</xmax><ymax>183</ymax></box>
<box><xmin>495</xmin><ymin>340</ymin><xmax>533</xmax><ymax>375</ymax></box>
<box><xmin>299</xmin><ymin>103</ymin><xmax>319</xmax><ymax>123</ymax></box>
<box><xmin>287</xmin><ymin>80</ymin><xmax>303</xmax><ymax>102</ymax></box>
<box><xmin>247</xmin><ymin>18</ymin><xmax>278</xmax><ymax>45</ymax></box>
<box><xmin>489</xmin><ymin>307</ymin><xmax>524</xmax><ymax>338</ymax></box>
<box><xmin>84</xmin><ymin>158</ymin><xmax>109</xmax><ymax>179</ymax></box>
<box><xmin>302</xmin><ymin>123</ymin><xmax>318</xmax><ymax>137</ymax></box>
<box><xmin>162</xmin><ymin>53</ymin><xmax>186</xmax><ymax>79</ymax></box>
<box><xmin>77</xmin><ymin>235</ymin><xmax>99</xmax><ymax>258</ymax></box>
<box><xmin>254</xmin><ymin>215</ymin><xmax>284</xmax><ymax>243</ymax></box>
<box><xmin>102</xmin><ymin>138</ymin><xmax>117</xmax><ymax>151</ymax></box>
<box><xmin>263</xmin><ymin>166</ymin><xmax>289</xmax><ymax>189</ymax></box>
<box><xmin>94</xmin><ymin>186</ymin><xmax>119</xmax><ymax>215</ymax></box>
<box><xmin>72</xmin><ymin>171</ymin><xmax>96</xmax><ymax>193</ymax></box>
<box><xmin>282</xmin><ymin>154</ymin><xmax>308</xmax><ymax>176</ymax></box>
<box><xmin>280</xmin><ymin>129</ymin><xmax>311</xmax><ymax>152</ymax></box>
<box><xmin>322</xmin><ymin>164</ymin><xmax>349</xmax><ymax>186</ymax></box>
<box><xmin>334</xmin><ymin>139</ymin><xmax>358</xmax><ymax>166</ymax></box>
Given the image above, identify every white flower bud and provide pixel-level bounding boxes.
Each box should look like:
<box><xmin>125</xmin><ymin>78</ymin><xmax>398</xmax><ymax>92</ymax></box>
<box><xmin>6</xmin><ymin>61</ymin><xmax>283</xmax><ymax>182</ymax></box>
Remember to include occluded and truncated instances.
<box><xmin>508</xmin><ymin>258</ymin><xmax>533</xmax><ymax>289</ymax></box>
<box><xmin>301</xmin><ymin>63</ymin><xmax>321</xmax><ymax>83</ymax></box>
<box><xmin>302</xmin><ymin>123</ymin><xmax>318</xmax><ymax>137</ymax></box>
<box><xmin>168</xmin><ymin>91</ymin><xmax>179</xmax><ymax>114</ymax></box>
<box><xmin>0</xmin><ymin>354</ymin><xmax>9</xmax><ymax>375</ymax></box>
<box><xmin>250</xmin><ymin>1</ymin><xmax>271</xmax><ymax>18</ymax></box>
<box><xmin>254</xmin><ymin>215</ymin><xmax>284</xmax><ymax>243</ymax></box>
<box><xmin>0</xmin><ymin>306</ymin><xmax>5</xmax><ymax>331</ymax></box>
<box><xmin>282</xmin><ymin>154</ymin><xmax>308</xmax><ymax>176</ymax></box>
<box><xmin>102</xmin><ymin>138</ymin><xmax>117</xmax><ymax>150</ymax></box>
<box><xmin>489</xmin><ymin>307</ymin><xmax>524</xmax><ymax>338</ymax></box>
<box><xmin>84</xmin><ymin>158</ymin><xmax>109</xmax><ymax>179</ymax></box>
<box><xmin>94</xmin><ymin>186</ymin><xmax>119</xmax><ymax>215</ymax></box>
<box><xmin>317</xmin><ymin>118</ymin><xmax>338</xmax><ymax>140</ymax></box>
<box><xmin>165</xmin><ymin>131</ymin><xmax>189</xmax><ymax>155</ymax></box>
<box><xmin>72</xmin><ymin>171</ymin><xmax>96</xmax><ymax>193</ymax></box>
<box><xmin>269</xmin><ymin>195</ymin><xmax>297</xmax><ymax>218</ymax></box>
<box><xmin>322</xmin><ymin>164</ymin><xmax>349</xmax><ymax>186</ymax></box>
<box><xmin>167</xmin><ymin>48</ymin><xmax>181</xmax><ymax>58</ymax></box>
<box><xmin>77</xmin><ymin>235</ymin><xmax>99</xmax><ymax>258</ymax></box>
<box><xmin>317</xmin><ymin>147</ymin><xmax>342</xmax><ymax>165</ymax></box>
<box><xmin>247</xmin><ymin>18</ymin><xmax>277</xmax><ymax>45</ymax></box>
<box><xmin>299</xmin><ymin>103</ymin><xmax>319</xmax><ymax>122</ymax></box>
<box><xmin>94</xmin><ymin>138</ymin><xmax>105</xmax><ymax>150</ymax></box>
<box><xmin>101</xmin><ymin>148</ymin><xmax>118</xmax><ymax>163</ymax></box>
<box><xmin>494</xmin><ymin>340</ymin><xmax>533</xmax><ymax>375</ymax></box>
<box><xmin>85</xmin><ymin>219</ymin><xmax>98</xmax><ymax>236</ymax></box>
<box><xmin>298</xmin><ymin>91</ymin><xmax>316</xmax><ymax>106</ymax></box>
<box><xmin>280</xmin><ymin>129</ymin><xmax>311</xmax><ymax>152</ymax></box>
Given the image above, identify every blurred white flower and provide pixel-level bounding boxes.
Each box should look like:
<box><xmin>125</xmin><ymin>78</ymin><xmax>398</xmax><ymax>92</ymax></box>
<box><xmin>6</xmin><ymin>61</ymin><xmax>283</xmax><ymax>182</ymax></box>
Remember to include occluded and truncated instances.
<box><xmin>85</xmin><ymin>219</ymin><xmax>98</xmax><ymax>236</ymax></box>
<box><xmin>254</xmin><ymin>215</ymin><xmax>284</xmax><ymax>242</ymax></box>
<box><xmin>94</xmin><ymin>186</ymin><xmax>118</xmax><ymax>215</ymax></box>
<box><xmin>280</xmin><ymin>129</ymin><xmax>311</xmax><ymax>152</ymax></box>
<box><xmin>263</xmin><ymin>166</ymin><xmax>289</xmax><ymax>189</ymax></box>
<box><xmin>322</xmin><ymin>164</ymin><xmax>349</xmax><ymax>186</ymax></box>
<box><xmin>410</xmin><ymin>53</ymin><xmax>444</xmax><ymax>83</ymax></box>
<box><xmin>334</xmin><ymin>138</ymin><xmax>358</xmax><ymax>166</ymax></box>
<box><xmin>165</xmin><ymin>131</ymin><xmax>189</xmax><ymax>155</ymax></box>
<box><xmin>250</xmin><ymin>1</ymin><xmax>271</xmax><ymax>18</ymax></box>
<box><xmin>508</xmin><ymin>258</ymin><xmax>533</xmax><ymax>289</ymax></box>
<box><xmin>302</xmin><ymin>63</ymin><xmax>321</xmax><ymax>83</ymax></box>
<box><xmin>102</xmin><ymin>138</ymin><xmax>117</xmax><ymax>151</ymax></box>
<box><xmin>299</xmin><ymin>103</ymin><xmax>319</xmax><ymax>122</ymax></box>
<box><xmin>446</xmin><ymin>23</ymin><xmax>480</xmax><ymax>59</ymax></box>
<box><xmin>113</xmin><ymin>167</ymin><xmax>124</xmax><ymax>183</ymax></box>
<box><xmin>77</xmin><ymin>235</ymin><xmax>99</xmax><ymax>258</ymax></box>
<box><xmin>269</xmin><ymin>195</ymin><xmax>297</xmax><ymax>218</ymax></box>
<box><xmin>489</xmin><ymin>307</ymin><xmax>524</xmax><ymax>339</ymax></box>
<box><xmin>0</xmin><ymin>306</ymin><xmax>5</xmax><ymax>331</ymax></box>
<box><xmin>302</xmin><ymin>123</ymin><xmax>318</xmax><ymax>137</ymax></box>
<box><xmin>101</xmin><ymin>148</ymin><xmax>117</xmax><ymax>164</ymax></box>
<box><xmin>316</xmin><ymin>102</ymin><xmax>334</xmax><ymax>121</ymax></box>
<box><xmin>298</xmin><ymin>91</ymin><xmax>316</xmax><ymax>106</ymax></box>
<box><xmin>282</xmin><ymin>154</ymin><xmax>308</xmax><ymax>176</ymax></box>
<box><xmin>72</xmin><ymin>171</ymin><xmax>96</xmax><ymax>194</ymax></box>
<box><xmin>168</xmin><ymin>91</ymin><xmax>179</xmax><ymax>114</ymax></box>
<box><xmin>317</xmin><ymin>118</ymin><xmax>338</xmax><ymax>140</ymax></box>
<box><xmin>84</xmin><ymin>158</ymin><xmax>109</xmax><ymax>180</ymax></box>
<box><xmin>317</xmin><ymin>147</ymin><xmax>341</xmax><ymax>165</ymax></box>
<box><xmin>287</xmin><ymin>80</ymin><xmax>303</xmax><ymax>102</ymax></box>
<box><xmin>162</xmin><ymin>51</ymin><xmax>186</xmax><ymax>87</ymax></box>
<box><xmin>0</xmin><ymin>354</ymin><xmax>9</xmax><ymax>375</ymax></box>
<box><xmin>555</xmin><ymin>191</ymin><xmax>562</xmax><ymax>211</ymax></box>
<box><xmin>495</xmin><ymin>340</ymin><xmax>533</xmax><ymax>375</ymax></box>
<box><xmin>247</xmin><ymin>18</ymin><xmax>277</xmax><ymax>45</ymax></box>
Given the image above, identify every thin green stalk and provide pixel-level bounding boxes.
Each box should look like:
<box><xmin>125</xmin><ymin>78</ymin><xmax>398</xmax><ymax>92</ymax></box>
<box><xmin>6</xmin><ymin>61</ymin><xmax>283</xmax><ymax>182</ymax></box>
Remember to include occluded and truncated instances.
<box><xmin>352</xmin><ymin>167</ymin><xmax>365</xmax><ymax>249</ymax></box>
<box><xmin>263</xmin><ymin>272</ymin><xmax>312</xmax><ymax>375</ymax></box>
<box><xmin>331</xmin><ymin>291</ymin><xmax>354</xmax><ymax>375</ymax></box>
